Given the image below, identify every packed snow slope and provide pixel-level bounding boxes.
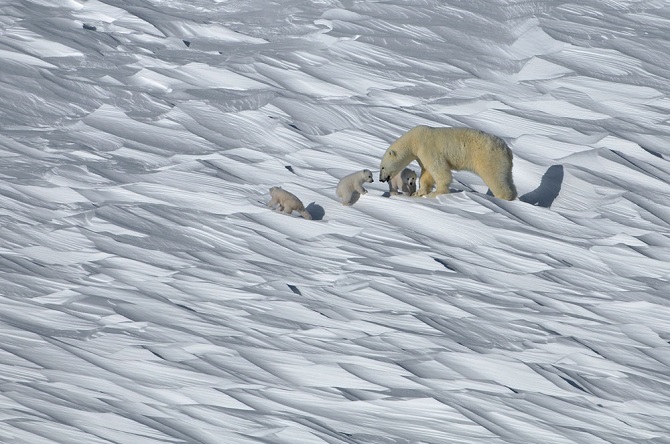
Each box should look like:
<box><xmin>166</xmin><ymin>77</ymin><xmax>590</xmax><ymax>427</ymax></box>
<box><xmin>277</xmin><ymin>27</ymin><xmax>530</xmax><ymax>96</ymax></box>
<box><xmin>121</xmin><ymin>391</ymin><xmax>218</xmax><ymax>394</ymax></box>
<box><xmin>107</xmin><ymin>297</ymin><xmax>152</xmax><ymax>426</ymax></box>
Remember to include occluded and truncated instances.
<box><xmin>2</xmin><ymin>1</ymin><xmax>670</xmax><ymax>443</ymax></box>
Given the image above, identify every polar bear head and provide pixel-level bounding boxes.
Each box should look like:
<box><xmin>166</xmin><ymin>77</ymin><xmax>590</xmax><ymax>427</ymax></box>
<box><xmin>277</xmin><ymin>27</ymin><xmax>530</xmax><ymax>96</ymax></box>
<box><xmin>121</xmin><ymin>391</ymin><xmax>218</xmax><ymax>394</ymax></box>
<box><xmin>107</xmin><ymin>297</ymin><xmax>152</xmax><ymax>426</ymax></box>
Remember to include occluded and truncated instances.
<box><xmin>379</xmin><ymin>149</ymin><xmax>405</xmax><ymax>183</ymax></box>
<box><xmin>400</xmin><ymin>168</ymin><xmax>417</xmax><ymax>188</ymax></box>
<box><xmin>362</xmin><ymin>169</ymin><xmax>374</xmax><ymax>183</ymax></box>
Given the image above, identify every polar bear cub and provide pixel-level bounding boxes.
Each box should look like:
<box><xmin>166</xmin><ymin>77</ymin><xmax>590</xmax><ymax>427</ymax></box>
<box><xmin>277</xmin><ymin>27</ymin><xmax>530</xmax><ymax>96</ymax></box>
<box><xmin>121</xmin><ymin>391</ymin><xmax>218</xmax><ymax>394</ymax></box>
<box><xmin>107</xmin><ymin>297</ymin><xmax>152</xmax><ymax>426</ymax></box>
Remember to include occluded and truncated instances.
<box><xmin>336</xmin><ymin>169</ymin><xmax>374</xmax><ymax>205</ymax></box>
<box><xmin>268</xmin><ymin>187</ymin><xmax>312</xmax><ymax>219</ymax></box>
<box><xmin>388</xmin><ymin>168</ymin><xmax>417</xmax><ymax>196</ymax></box>
<box><xmin>379</xmin><ymin>125</ymin><xmax>517</xmax><ymax>200</ymax></box>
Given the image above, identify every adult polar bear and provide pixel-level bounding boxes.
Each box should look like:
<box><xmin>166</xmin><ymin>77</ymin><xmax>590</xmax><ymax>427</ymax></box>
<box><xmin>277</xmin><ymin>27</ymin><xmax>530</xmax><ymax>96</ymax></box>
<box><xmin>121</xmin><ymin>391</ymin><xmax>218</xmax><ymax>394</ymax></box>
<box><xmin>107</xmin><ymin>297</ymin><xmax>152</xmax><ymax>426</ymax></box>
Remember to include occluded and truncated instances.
<box><xmin>379</xmin><ymin>125</ymin><xmax>517</xmax><ymax>200</ymax></box>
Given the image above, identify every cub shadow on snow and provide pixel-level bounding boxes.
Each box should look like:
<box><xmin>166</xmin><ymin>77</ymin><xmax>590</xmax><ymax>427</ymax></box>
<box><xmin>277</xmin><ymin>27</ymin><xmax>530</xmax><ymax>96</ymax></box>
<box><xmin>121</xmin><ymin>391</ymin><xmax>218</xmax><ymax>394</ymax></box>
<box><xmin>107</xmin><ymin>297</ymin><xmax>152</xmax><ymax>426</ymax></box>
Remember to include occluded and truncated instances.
<box><xmin>305</xmin><ymin>202</ymin><xmax>325</xmax><ymax>220</ymax></box>
<box><xmin>520</xmin><ymin>165</ymin><xmax>564</xmax><ymax>208</ymax></box>
<box><xmin>342</xmin><ymin>191</ymin><xmax>362</xmax><ymax>206</ymax></box>
<box><xmin>381</xmin><ymin>191</ymin><xmax>413</xmax><ymax>198</ymax></box>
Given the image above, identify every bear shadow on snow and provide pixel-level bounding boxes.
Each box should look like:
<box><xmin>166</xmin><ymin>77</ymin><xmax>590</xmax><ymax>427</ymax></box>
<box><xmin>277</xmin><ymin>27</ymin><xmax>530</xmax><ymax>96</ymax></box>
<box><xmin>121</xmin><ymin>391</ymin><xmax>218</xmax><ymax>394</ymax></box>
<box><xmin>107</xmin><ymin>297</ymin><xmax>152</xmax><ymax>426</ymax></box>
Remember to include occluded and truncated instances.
<box><xmin>305</xmin><ymin>202</ymin><xmax>325</xmax><ymax>220</ymax></box>
<box><xmin>520</xmin><ymin>164</ymin><xmax>564</xmax><ymax>208</ymax></box>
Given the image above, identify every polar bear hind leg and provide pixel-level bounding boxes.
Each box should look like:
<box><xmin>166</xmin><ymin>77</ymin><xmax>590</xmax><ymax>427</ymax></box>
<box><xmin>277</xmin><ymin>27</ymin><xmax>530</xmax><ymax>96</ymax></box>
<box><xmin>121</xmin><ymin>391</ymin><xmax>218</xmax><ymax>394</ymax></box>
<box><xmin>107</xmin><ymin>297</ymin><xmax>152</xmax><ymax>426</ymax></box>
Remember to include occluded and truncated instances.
<box><xmin>336</xmin><ymin>188</ymin><xmax>352</xmax><ymax>205</ymax></box>
<box><xmin>426</xmin><ymin>176</ymin><xmax>450</xmax><ymax>198</ymax></box>
<box><xmin>417</xmin><ymin>167</ymin><xmax>448</xmax><ymax>197</ymax></box>
<box><xmin>476</xmin><ymin>157</ymin><xmax>517</xmax><ymax>201</ymax></box>
<box><xmin>485</xmin><ymin>171</ymin><xmax>517</xmax><ymax>200</ymax></box>
<box><xmin>335</xmin><ymin>187</ymin><xmax>348</xmax><ymax>205</ymax></box>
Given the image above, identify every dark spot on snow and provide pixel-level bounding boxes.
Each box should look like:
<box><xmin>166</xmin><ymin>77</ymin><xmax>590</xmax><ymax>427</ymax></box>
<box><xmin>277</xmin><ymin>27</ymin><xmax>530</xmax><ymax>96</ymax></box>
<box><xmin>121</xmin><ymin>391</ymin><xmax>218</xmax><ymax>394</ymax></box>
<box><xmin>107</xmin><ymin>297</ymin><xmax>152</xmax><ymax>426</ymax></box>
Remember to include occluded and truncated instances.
<box><xmin>433</xmin><ymin>257</ymin><xmax>456</xmax><ymax>271</ymax></box>
<box><xmin>83</xmin><ymin>24</ymin><xmax>96</xmax><ymax>31</ymax></box>
<box><xmin>143</xmin><ymin>347</ymin><xmax>165</xmax><ymax>360</ymax></box>
<box><xmin>183</xmin><ymin>40</ymin><xmax>191</xmax><ymax>47</ymax></box>
<box><xmin>520</xmin><ymin>164</ymin><xmax>563</xmax><ymax>208</ymax></box>
<box><xmin>285</xmin><ymin>165</ymin><xmax>295</xmax><ymax>174</ymax></box>
<box><xmin>287</xmin><ymin>284</ymin><xmax>301</xmax><ymax>295</ymax></box>
<box><xmin>176</xmin><ymin>303</ymin><xmax>196</xmax><ymax>312</ymax></box>
<box><xmin>641</xmin><ymin>146</ymin><xmax>663</xmax><ymax>158</ymax></box>
<box><xmin>561</xmin><ymin>376</ymin><xmax>587</xmax><ymax>393</ymax></box>
<box><xmin>288</xmin><ymin>123</ymin><xmax>300</xmax><ymax>131</ymax></box>
<box><xmin>306</xmin><ymin>202</ymin><xmax>325</xmax><ymax>220</ymax></box>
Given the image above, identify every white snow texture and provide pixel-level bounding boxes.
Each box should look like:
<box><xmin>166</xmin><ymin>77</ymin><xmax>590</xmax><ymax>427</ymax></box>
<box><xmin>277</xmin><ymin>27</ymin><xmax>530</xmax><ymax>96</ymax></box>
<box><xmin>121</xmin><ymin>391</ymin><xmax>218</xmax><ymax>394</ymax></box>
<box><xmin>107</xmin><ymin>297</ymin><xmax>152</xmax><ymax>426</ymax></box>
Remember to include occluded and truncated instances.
<box><xmin>1</xmin><ymin>1</ymin><xmax>670</xmax><ymax>443</ymax></box>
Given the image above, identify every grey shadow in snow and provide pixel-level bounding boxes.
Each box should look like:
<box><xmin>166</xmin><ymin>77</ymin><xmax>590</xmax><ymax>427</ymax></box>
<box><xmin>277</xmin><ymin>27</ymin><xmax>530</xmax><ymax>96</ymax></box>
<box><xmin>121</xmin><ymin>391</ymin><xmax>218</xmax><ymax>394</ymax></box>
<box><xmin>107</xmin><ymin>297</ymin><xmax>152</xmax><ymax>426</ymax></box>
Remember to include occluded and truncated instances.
<box><xmin>433</xmin><ymin>257</ymin><xmax>457</xmax><ymax>271</ymax></box>
<box><xmin>520</xmin><ymin>165</ymin><xmax>564</xmax><ymax>208</ymax></box>
<box><xmin>640</xmin><ymin>146</ymin><xmax>664</xmax><ymax>159</ymax></box>
<box><xmin>341</xmin><ymin>191</ymin><xmax>362</xmax><ymax>206</ymax></box>
<box><xmin>382</xmin><ymin>191</ymin><xmax>410</xmax><ymax>198</ymax></box>
<box><xmin>305</xmin><ymin>202</ymin><xmax>325</xmax><ymax>220</ymax></box>
<box><xmin>287</xmin><ymin>284</ymin><xmax>302</xmax><ymax>295</ymax></box>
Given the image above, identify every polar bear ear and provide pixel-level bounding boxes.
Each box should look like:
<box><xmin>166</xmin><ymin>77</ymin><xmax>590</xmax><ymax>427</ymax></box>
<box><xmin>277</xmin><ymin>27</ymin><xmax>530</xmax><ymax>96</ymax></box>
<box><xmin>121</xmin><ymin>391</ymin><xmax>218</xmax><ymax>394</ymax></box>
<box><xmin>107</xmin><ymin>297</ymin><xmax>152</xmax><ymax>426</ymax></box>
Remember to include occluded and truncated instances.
<box><xmin>389</xmin><ymin>150</ymin><xmax>397</xmax><ymax>157</ymax></box>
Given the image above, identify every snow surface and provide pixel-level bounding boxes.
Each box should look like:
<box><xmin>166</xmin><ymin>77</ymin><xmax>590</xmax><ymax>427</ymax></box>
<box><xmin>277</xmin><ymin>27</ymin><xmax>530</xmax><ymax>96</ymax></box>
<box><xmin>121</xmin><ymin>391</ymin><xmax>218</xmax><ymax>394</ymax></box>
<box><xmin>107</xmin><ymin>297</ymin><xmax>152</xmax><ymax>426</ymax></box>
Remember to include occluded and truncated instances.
<box><xmin>1</xmin><ymin>0</ymin><xmax>670</xmax><ymax>443</ymax></box>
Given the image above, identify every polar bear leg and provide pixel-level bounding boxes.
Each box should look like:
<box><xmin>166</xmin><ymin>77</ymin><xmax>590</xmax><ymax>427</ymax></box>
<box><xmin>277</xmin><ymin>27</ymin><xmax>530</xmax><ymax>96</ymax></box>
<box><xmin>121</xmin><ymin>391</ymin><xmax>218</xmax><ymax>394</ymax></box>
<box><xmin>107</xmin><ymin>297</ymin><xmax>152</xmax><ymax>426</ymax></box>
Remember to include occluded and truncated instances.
<box><xmin>416</xmin><ymin>169</ymin><xmax>436</xmax><ymax>197</ymax></box>
<box><xmin>388</xmin><ymin>181</ymin><xmax>399</xmax><ymax>195</ymax></box>
<box><xmin>478</xmin><ymin>164</ymin><xmax>517</xmax><ymax>201</ymax></box>
<box><xmin>336</xmin><ymin>186</ymin><xmax>351</xmax><ymax>203</ymax></box>
<box><xmin>424</xmin><ymin>167</ymin><xmax>451</xmax><ymax>198</ymax></box>
<box><xmin>339</xmin><ymin>191</ymin><xmax>353</xmax><ymax>205</ymax></box>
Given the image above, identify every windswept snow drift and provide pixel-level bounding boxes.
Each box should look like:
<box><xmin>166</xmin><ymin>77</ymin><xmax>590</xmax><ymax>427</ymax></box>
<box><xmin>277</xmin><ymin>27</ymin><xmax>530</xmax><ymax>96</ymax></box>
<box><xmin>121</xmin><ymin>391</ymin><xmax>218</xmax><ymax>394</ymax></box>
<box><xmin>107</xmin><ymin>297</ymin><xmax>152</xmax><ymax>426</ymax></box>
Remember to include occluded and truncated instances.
<box><xmin>1</xmin><ymin>1</ymin><xmax>670</xmax><ymax>443</ymax></box>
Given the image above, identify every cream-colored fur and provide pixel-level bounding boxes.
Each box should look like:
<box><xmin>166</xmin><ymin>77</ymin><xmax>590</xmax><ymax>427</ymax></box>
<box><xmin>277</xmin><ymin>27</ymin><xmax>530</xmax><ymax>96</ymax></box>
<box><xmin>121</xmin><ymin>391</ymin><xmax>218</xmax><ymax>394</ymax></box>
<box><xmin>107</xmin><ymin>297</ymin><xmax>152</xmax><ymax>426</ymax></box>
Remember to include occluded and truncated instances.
<box><xmin>389</xmin><ymin>168</ymin><xmax>417</xmax><ymax>196</ymax></box>
<box><xmin>336</xmin><ymin>169</ymin><xmax>374</xmax><ymax>205</ymax></box>
<box><xmin>379</xmin><ymin>125</ymin><xmax>517</xmax><ymax>200</ymax></box>
<box><xmin>268</xmin><ymin>187</ymin><xmax>312</xmax><ymax>219</ymax></box>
